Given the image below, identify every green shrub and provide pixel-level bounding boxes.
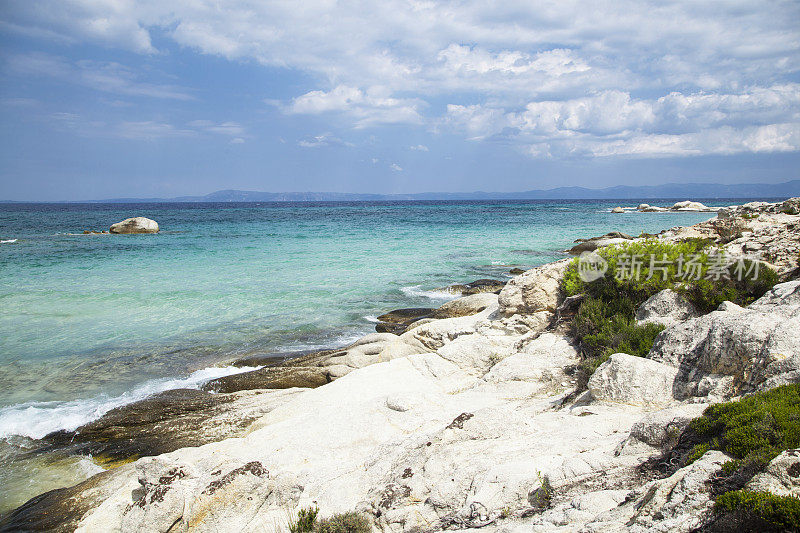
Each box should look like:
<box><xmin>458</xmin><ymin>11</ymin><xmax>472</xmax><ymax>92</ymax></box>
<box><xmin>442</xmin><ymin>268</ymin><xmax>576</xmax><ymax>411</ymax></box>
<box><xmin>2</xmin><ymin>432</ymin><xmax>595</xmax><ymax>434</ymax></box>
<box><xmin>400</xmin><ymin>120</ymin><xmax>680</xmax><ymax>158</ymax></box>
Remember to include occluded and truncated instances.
<box><xmin>714</xmin><ymin>490</ymin><xmax>800</xmax><ymax>530</ymax></box>
<box><xmin>561</xmin><ymin>240</ymin><xmax>779</xmax><ymax>382</ymax></box>
<box><xmin>314</xmin><ymin>512</ymin><xmax>371</xmax><ymax>533</ymax></box>
<box><xmin>289</xmin><ymin>508</ymin><xmax>371</xmax><ymax>533</ymax></box>
<box><xmin>686</xmin><ymin>384</ymin><xmax>800</xmax><ymax>469</ymax></box>
<box><xmin>289</xmin><ymin>507</ymin><xmax>319</xmax><ymax>533</ymax></box>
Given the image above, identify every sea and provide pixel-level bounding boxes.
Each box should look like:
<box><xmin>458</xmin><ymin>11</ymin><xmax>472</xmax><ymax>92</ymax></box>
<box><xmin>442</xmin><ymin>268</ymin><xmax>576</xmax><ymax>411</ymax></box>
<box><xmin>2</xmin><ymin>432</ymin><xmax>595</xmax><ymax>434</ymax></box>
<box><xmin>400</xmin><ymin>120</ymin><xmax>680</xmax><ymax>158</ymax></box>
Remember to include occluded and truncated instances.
<box><xmin>0</xmin><ymin>199</ymin><xmax>753</xmax><ymax>513</ymax></box>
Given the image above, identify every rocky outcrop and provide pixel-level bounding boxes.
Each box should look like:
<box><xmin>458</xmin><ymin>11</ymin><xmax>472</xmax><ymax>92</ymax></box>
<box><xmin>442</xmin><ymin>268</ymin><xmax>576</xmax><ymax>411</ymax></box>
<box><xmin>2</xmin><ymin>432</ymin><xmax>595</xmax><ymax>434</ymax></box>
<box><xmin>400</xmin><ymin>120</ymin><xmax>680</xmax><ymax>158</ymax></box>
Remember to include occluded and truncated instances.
<box><xmin>6</xmin><ymin>198</ymin><xmax>800</xmax><ymax>533</ymax></box>
<box><xmin>638</xmin><ymin>203</ymin><xmax>667</xmax><ymax>212</ymax></box>
<box><xmin>432</xmin><ymin>293</ymin><xmax>497</xmax><ymax>319</ymax></box>
<box><xmin>611</xmin><ymin>206</ymin><xmax>625</xmax><ymax>213</ymax></box>
<box><xmin>439</xmin><ymin>278</ymin><xmax>506</xmax><ymax>295</ymax></box>
<box><xmin>745</xmin><ymin>448</ymin><xmax>800</xmax><ymax>497</ymax></box>
<box><xmin>670</xmin><ymin>201</ymin><xmax>714</xmax><ymax>212</ymax></box>
<box><xmin>588</xmin><ymin>353</ymin><xmax>679</xmax><ymax>408</ymax></box>
<box><xmin>42</xmin><ymin>388</ymin><xmax>302</xmax><ymax>465</ymax></box>
<box><xmin>109</xmin><ymin>217</ymin><xmax>159</xmax><ymax>234</ymax></box>
<box><xmin>635</xmin><ymin>289</ymin><xmax>699</xmax><ymax>328</ymax></box>
<box><xmin>375</xmin><ymin>308</ymin><xmax>435</xmax><ymax>334</ymax></box>
<box><xmin>648</xmin><ymin>281</ymin><xmax>800</xmax><ymax>401</ymax></box>
<box><xmin>498</xmin><ymin>258</ymin><xmax>569</xmax><ymax>316</ymax></box>
<box><xmin>566</xmin><ymin>232</ymin><xmax>633</xmax><ymax>254</ymax></box>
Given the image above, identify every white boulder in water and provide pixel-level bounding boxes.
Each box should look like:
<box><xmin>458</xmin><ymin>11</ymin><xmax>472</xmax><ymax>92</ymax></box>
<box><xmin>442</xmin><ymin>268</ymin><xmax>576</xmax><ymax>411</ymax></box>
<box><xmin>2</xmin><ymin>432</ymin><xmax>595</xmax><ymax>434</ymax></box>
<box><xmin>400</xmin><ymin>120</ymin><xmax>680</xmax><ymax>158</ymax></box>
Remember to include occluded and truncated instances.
<box><xmin>109</xmin><ymin>217</ymin><xmax>159</xmax><ymax>234</ymax></box>
<box><xmin>670</xmin><ymin>201</ymin><xmax>711</xmax><ymax>211</ymax></box>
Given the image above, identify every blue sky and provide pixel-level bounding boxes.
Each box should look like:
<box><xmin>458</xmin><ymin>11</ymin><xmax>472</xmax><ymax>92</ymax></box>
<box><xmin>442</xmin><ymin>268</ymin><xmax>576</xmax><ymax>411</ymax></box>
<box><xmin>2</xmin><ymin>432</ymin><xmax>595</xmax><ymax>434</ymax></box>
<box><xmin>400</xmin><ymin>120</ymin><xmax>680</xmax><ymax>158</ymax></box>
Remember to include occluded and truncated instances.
<box><xmin>1</xmin><ymin>1</ymin><xmax>799</xmax><ymax>201</ymax></box>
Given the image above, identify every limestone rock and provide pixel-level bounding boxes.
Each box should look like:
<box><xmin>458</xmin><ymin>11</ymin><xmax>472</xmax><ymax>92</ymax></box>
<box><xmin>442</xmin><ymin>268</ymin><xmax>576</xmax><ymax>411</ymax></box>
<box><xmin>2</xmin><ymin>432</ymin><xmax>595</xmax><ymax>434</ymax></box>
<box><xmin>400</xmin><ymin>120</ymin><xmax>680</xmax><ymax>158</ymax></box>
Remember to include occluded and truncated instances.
<box><xmin>584</xmin><ymin>450</ymin><xmax>730</xmax><ymax>532</ymax></box>
<box><xmin>670</xmin><ymin>201</ymin><xmax>712</xmax><ymax>212</ymax></box>
<box><xmin>635</xmin><ymin>289</ymin><xmax>698</xmax><ymax>328</ymax></box>
<box><xmin>588</xmin><ymin>353</ymin><xmax>679</xmax><ymax>408</ymax></box>
<box><xmin>109</xmin><ymin>217</ymin><xmax>159</xmax><ymax>234</ymax></box>
<box><xmin>611</xmin><ymin>206</ymin><xmax>625</xmax><ymax>213</ymax></box>
<box><xmin>498</xmin><ymin>258</ymin><xmax>569</xmax><ymax>316</ymax></box>
<box><xmin>433</xmin><ymin>293</ymin><xmax>498</xmax><ymax>319</ymax></box>
<box><xmin>648</xmin><ymin>281</ymin><xmax>800</xmax><ymax>400</ymax></box>
<box><xmin>746</xmin><ymin>448</ymin><xmax>800</xmax><ymax>497</ymax></box>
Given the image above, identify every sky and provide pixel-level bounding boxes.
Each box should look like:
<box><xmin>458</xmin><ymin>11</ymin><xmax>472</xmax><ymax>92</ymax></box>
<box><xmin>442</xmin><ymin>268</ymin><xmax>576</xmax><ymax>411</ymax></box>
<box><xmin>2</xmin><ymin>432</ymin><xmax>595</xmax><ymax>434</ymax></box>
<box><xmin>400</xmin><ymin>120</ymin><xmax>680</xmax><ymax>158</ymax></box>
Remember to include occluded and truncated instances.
<box><xmin>0</xmin><ymin>1</ymin><xmax>799</xmax><ymax>201</ymax></box>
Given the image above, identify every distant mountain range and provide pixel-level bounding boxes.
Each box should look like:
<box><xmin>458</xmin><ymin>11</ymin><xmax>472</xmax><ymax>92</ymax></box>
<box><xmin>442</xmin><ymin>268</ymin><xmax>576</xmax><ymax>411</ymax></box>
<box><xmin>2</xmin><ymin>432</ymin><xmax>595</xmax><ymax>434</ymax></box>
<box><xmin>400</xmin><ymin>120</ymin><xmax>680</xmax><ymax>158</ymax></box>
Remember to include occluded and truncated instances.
<box><xmin>4</xmin><ymin>180</ymin><xmax>800</xmax><ymax>203</ymax></box>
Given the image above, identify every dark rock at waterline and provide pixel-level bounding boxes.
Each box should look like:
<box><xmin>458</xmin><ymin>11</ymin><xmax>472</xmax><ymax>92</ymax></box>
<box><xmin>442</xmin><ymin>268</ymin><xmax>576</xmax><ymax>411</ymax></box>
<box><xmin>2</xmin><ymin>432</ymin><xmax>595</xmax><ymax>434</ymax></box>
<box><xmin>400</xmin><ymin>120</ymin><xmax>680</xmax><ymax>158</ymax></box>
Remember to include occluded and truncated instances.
<box><xmin>202</xmin><ymin>365</ymin><xmax>331</xmax><ymax>393</ymax></box>
<box><xmin>374</xmin><ymin>308</ymin><xmax>435</xmax><ymax>334</ymax></box>
<box><xmin>509</xmin><ymin>267</ymin><xmax>525</xmax><ymax>275</ymax></box>
<box><xmin>0</xmin><ymin>468</ymin><xmax>118</xmax><ymax>533</ymax></box>
<box><xmin>566</xmin><ymin>232</ymin><xmax>634</xmax><ymax>254</ymax></box>
<box><xmin>205</xmin><ymin>348</ymin><xmax>339</xmax><ymax>393</ymax></box>
<box><xmin>42</xmin><ymin>389</ymin><xmax>246</xmax><ymax>464</ymax></box>
<box><xmin>439</xmin><ymin>278</ymin><xmax>507</xmax><ymax>295</ymax></box>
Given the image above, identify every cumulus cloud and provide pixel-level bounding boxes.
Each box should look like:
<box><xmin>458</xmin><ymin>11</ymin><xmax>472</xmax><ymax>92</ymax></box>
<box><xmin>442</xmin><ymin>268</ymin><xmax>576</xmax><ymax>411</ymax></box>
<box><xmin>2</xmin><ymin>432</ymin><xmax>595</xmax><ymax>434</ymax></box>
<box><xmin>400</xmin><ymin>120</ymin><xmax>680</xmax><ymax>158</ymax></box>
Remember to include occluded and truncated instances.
<box><xmin>2</xmin><ymin>1</ymin><xmax>799</xmax><ymax>158</ymax></box>
<box><xmin>445</xmin><ymin>85</ymin><xmax>800</xmax><ymax>157</ymax></box>
<box><xmin>289</xmin><ymin>85</ymin><xmax>423</xmax><ymax>128</ymax></box>
<box><xmin>390</xmin><ymin>163</ymin><xmax>403</xmax><ymax>171</ymax></box>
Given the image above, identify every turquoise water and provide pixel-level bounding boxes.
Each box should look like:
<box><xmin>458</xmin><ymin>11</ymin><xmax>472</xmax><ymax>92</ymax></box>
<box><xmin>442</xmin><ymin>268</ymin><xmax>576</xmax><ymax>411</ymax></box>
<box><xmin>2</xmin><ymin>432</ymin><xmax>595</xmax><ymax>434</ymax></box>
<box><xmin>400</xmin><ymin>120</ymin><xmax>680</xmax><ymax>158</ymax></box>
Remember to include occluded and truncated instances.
<box><xmin>0</xmin><ymin>200</ymin><xmax>718</xmax><ymax>437</ymax></box>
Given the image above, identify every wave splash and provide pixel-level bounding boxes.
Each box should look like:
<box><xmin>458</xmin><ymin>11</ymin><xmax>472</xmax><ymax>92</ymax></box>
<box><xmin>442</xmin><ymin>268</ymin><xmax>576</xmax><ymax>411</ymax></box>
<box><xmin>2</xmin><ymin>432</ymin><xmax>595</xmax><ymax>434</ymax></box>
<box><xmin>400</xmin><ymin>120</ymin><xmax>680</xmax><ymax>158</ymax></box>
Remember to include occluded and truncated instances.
<box><xmin>0</xmin><ymin>365</ymin><xmax>260</xmax><ymax>440</ymax></box>
<box><xmin>400</xmin><ymin>285</ymin><xmax>458</xmax><ymax>301</ymax></box>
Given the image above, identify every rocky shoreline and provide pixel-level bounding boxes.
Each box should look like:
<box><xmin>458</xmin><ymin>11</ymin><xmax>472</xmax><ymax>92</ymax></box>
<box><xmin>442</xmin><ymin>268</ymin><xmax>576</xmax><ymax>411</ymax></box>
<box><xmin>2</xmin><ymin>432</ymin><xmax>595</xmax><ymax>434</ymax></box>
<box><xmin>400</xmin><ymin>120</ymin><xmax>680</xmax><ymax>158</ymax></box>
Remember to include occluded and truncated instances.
<box><xmin>2</xmin><ymin>199</ymin><xmax>799</xmax><ymax>532</ymax></box>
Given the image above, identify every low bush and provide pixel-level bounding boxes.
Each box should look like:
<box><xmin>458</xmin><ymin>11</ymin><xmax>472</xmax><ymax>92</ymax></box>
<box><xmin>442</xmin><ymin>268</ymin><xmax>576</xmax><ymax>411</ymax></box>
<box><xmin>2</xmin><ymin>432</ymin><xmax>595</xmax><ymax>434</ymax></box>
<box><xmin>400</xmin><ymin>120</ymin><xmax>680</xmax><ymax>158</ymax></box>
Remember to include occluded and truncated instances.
<box><xmin>685</xmin><ymin>384</ymin><xmax>800</xmax><ymax>471</ymax></box>
<box><xmin>315</xmin><ymin>512</ymin><xmax>371</xmax><ymax>533</ymax></box>
<box><xmin>561</xmin><ymin>239</ymin><xmax>779</xmax><ymax>385</ymax></box>
<box><xmin>288</xmin><ymin>507</ymin><xmax>371</xmax><ymax>533</ymax></box>
<box><xmin>713</xmin><ymin>490</ymin><xmax>800</xmax><ymax>531</ymax></box>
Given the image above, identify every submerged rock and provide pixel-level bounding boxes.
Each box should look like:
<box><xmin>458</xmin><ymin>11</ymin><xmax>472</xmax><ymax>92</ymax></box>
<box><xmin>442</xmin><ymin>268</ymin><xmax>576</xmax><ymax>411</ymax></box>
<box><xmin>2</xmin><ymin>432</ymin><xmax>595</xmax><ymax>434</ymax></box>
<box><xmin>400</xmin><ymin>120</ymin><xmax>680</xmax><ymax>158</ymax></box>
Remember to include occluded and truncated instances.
<box><xmin>109</xmin><ymin>217</ymin><xmax>159</xmax><ymax>234</ymax></box>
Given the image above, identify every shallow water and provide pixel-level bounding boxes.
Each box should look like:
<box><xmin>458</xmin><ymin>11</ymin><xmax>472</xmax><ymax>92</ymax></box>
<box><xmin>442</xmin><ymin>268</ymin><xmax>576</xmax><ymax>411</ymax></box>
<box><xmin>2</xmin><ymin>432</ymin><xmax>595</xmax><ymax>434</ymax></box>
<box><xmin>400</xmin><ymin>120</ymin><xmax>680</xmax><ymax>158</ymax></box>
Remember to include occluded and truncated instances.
<box><xmin>0</xmin><ymin>200</ymin><xmax>722</xmax><ymax>433</ymax></box>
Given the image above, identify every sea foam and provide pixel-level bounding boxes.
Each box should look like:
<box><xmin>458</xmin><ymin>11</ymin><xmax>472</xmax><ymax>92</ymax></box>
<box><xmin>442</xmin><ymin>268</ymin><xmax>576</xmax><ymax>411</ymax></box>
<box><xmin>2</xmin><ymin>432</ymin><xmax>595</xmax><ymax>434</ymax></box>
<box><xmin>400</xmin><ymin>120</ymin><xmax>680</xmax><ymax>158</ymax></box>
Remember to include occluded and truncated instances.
<box><xmin>0</xmin><ymin>365</ymin><xmax>260</xmax><ymax>440</ymax></box>
<box><xmin>400</xmin><ymin>285</ymin><xmax>458</xmax><ymax>300</ymax></box>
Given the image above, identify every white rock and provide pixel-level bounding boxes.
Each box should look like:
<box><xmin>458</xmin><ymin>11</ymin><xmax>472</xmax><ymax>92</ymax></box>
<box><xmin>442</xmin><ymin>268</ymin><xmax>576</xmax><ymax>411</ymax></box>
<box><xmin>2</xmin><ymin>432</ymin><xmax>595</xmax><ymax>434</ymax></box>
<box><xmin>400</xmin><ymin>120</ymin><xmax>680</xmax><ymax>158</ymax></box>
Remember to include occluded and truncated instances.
<box><xmin>670</xmin><ymin>201</ymin><xmax>710</xmax><ymax>211</ymax></box>
<box><xmin>649</xmin><ymin>281</ymin><xmax>800</xmax><ymax>400</ymax></box>
<box><xmin>746</xmin><ymin>448</ymin><xmax>800</xmax><ymax>497</ymax></box>
<box><xmin>611</xmin><ymin>207</ymin><xmax>625</xmax><ymax>213</ymax></box>
<box><xmin>584</xmin><ymin>451</ymin><xmax>730</xmax><ymax>533</ymax></box>
<box><xmin>635</xmin><ymin>289</ymin><xmax>698</xmax><ymax>328</ymax></box>
<box><xmin>109</xmin><ymin>217</ymin><xmax>159</xmax><ymax>234</ymax></box>
<box><xmin>588</xmin><ymin>353</ymin><xmax>678</xmax><ymax>408</ymax></box>
<box><xmin>498</xmin><ymin>259</ymin><xmax>570</xmax><ymax>316</ymax></box>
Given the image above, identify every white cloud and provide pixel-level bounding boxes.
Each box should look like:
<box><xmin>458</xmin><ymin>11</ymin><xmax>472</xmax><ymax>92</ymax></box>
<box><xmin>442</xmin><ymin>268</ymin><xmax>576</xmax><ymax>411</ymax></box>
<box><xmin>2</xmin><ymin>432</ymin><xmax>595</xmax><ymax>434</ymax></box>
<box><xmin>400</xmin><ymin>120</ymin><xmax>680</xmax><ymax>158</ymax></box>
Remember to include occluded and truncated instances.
<box><xmin>289</xmin><ymin>85</ymin><xmax>423</xmax><ymax>127</ymax></box>
<box><xmin>409</xmin><ymin>144</ymin><xmax>428</xmax><ymax>151</ymax></box>
<box><xmin>229</xmin><ymin>137</ymin><xmax>245</xmax><ymax>144</ymax></box>
<box><xmin>5</xmin><ymin>52</ymin><xmax>193</xmax><ymax>100</ymax></box>
<box><xmin>445</xmin><ymin>85</ymin><xmax>800</xmax><ymax>157</ymax></box>
<box><xmin>390</xmin><ymin>163</ymin><xmax>403</xmax><ymax>171</ymax></box>
<box><xmin>297</xmin><ymin>133</ymin><xmax>353</xmax><ymax>148</ymax></box>
<box><xmin>3</xmin><ymin>1</ymin><xmax>799</xmax><ymax>158</ymax></box>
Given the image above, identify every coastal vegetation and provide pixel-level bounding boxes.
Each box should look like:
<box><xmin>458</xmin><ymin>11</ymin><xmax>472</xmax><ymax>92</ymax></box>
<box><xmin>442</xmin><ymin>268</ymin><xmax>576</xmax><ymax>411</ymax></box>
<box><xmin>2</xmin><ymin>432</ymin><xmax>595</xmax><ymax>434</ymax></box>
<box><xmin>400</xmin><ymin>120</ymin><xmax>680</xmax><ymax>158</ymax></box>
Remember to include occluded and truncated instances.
<box><xmin>289</xmin><ymin>507</ymin><xmax>371</xmax><ymax>533</ymax></box>
<box><xmin>561</xmin><ymin>239</ymin><xmax>780</xmax><ymax>386</ymax></box>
